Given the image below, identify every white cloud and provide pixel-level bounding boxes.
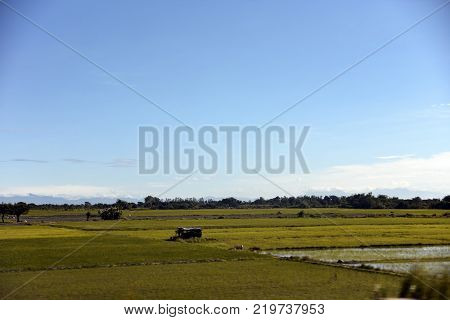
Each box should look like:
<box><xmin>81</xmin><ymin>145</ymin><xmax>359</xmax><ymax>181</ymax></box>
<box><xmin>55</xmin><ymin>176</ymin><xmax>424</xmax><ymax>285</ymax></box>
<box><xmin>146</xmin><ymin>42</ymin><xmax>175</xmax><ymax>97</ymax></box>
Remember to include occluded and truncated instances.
<box><xmin>298</xmin><ymin>152</ymin><xmax>450</xmax><ymax>196</ymax></box>
<box><xmin>106</xmin><ymin>158</ymin><xmax>136</xmax><ymax>168</ymax></box>
<box><xmin>376</xmin><ymin>154</ymin><xmax>414</xmax><ymax>160</ymax></box>
<box><xmin>225</xmin><ymin>152</ymin><xmax>450</xmax><ymax>199</ymax></box>
<box><xmin>0</xmin><ymin>185</ymin><xmax>127</xmax><ymax>200</ymax></box>
<box><xmin>419</xmin><ymin>103</ymin><xmax>450</xmax><ymax>119</ymax></box>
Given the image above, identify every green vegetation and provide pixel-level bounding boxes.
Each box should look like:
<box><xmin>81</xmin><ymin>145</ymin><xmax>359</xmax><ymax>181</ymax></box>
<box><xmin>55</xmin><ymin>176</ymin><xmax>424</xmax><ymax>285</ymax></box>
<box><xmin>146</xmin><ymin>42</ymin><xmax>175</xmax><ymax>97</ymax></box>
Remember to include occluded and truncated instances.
<box><xmin>26</xmin><ymin>207</ymin><xmax>450</xmax><ymax>217</ymax></box>
<box><xmin>50</xmin><ymin>216</ymin><xmax>450</xmax><ymax>230</ymax></box>
<box><xmin>399</xmin><ymin>270</ymin><xmax>448</xmax><ymax>299</ymax></box>
<box><xmin>21</xmin><ymin>193</ymin><xmax>450</xmax><ymax>213</ymax></box>
<box><xmin>1</xmin><ymin>260</ymin><xmax>401</xmax><ymax>299</ymax></box>
<box><xmin>0</xmin><ymin>234</ymin><xmax>259</xmax><ymax>272</ymax></box>
<box><xmin>50</xmin><ymin>217</ymin><xmax>450</xmax><ymax>249</ymax></box>
<box><xmin>1</xmin><ymin>209</ymin><xmax>449</xmax><ymax>299</ymax></box>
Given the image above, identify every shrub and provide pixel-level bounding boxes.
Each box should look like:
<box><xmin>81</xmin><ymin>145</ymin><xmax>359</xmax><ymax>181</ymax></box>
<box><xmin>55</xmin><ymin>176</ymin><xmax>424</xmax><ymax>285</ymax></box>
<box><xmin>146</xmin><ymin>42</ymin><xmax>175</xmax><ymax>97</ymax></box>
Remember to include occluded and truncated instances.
<box><xmin>98</xmin><ymin>208</ymin><xmax>122</xmax><ymax>220</ymax></box>
<box><xmin>398</xmin><ymin>270</ymin><xmax>449</xmax><ymax>299</ymax></box>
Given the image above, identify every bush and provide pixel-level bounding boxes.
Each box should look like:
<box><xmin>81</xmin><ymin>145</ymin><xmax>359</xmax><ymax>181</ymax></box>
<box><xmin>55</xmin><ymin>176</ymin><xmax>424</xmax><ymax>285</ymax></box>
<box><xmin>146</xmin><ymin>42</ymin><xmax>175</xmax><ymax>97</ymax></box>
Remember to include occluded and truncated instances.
<box><xmin>398</xmin><ymin>270</ymin><xmax>449</xmax><ymax>299</ymax></box>
<box><xmin>98</xmin><ymin>208</ymin><xmax>122</xmax><ymax>220</ymax></box>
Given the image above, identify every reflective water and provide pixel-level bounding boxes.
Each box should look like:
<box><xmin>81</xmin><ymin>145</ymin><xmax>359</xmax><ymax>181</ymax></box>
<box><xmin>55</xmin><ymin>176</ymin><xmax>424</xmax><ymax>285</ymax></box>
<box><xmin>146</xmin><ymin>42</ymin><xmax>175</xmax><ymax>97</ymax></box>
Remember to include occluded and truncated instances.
<box><xmin>362</xmin><ymin>261</ymin><xmax>450</xmax><ymax>273</ymax></box>
<box><xmin>264</xmin><ymin>245</ymin><xmax>450</xmax><ymax>274</ymax></box>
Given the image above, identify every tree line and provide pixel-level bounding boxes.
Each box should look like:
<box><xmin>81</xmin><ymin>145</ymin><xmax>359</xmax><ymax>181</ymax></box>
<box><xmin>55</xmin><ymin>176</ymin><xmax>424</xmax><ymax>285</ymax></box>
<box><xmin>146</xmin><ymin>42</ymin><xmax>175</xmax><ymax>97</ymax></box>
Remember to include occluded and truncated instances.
<box><xmin>5</xmin><ymin>193</ymin><xmax>450</xmax><ymax>211</ymax></box>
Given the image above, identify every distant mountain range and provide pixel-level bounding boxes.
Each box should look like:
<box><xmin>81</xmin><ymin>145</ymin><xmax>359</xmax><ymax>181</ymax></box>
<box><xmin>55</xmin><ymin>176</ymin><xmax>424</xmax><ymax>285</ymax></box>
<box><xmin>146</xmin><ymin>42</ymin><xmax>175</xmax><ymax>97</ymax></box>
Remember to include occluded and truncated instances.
<box><xmin>0</xmin><ymin>194</ymin><xmax>138</xmax><ymax>205</ymax></box>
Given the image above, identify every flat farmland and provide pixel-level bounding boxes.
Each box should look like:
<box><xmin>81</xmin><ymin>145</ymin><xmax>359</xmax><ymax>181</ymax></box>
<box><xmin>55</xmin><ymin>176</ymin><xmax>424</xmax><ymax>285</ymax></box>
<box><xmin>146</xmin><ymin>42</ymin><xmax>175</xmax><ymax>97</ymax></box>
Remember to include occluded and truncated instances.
<box><xmin>1</xmin><ymin>209</ymin><xmax>449</xmax><ymax>299</ymax></box>
<box><xmin>27</xmin><ymin>207</ymin><xmax>449</xmax><ymax>218</ymax></box>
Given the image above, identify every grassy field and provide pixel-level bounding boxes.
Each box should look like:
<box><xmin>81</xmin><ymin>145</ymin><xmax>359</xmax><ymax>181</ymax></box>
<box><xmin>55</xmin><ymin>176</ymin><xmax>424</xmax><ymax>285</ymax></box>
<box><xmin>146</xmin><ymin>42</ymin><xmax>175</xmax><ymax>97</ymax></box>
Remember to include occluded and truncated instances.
<box><xmin>0</xmin><ymin>260</ymin><xmax>401</xmax><ymax>299</ymax></box>
<box><xmin>1</xmin><ymin>209</ymin><xmax>449</xmax><ymax>299</ymax></box>
<box><xmin>50</xmin><ymin>217</ymin><xmax>450</xmax><ymax>249</ymax></box>
<box><xmin>27</xmin><ymin>207</ymin><xmax>449</xmax><ymax>217</ymax></box>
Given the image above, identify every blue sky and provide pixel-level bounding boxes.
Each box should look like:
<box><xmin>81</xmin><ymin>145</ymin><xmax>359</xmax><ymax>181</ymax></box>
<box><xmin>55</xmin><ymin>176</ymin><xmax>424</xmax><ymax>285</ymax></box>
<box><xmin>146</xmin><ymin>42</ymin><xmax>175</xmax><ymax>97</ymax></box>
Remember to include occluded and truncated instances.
<box><xmin>0</xmin><ymin>0</ymin><xmax>449</xmax><ymax>201</ymax></box>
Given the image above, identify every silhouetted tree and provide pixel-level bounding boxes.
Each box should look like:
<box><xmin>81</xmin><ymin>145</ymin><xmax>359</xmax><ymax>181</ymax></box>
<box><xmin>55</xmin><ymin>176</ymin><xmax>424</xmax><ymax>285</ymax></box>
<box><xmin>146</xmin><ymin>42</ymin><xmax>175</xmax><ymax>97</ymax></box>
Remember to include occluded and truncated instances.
<box><xmin>115</xmin><ymin>199</ymin><xmax>130</xmax><ymax>210</ymax></box>
<box><xmin>99</xmin><ymin>208</ymin><xmax>122</xmax><ymax>220</ymax></box>
<box><xmin>144</xmin><ymin>196</ymin><xmax>161</xmax><ymax>209</ymax></box>
<box><xmin>12</xmin><ymin>202</ymin><xmax>29</xmax><ymax>223</ymax></box>
<box><xmin>0</xmin><ymin>203</ymin><xmax>12</xmax><ymax>223</ymax></box>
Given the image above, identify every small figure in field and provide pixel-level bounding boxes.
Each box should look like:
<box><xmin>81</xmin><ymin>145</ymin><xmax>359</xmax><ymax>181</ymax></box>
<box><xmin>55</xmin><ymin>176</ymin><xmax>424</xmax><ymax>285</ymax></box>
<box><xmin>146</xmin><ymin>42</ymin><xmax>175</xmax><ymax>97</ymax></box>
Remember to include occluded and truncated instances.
<box><xmin>86</xmin><ymin>211</ymin><xmax>91</xmax><ymax>221</ymax></box>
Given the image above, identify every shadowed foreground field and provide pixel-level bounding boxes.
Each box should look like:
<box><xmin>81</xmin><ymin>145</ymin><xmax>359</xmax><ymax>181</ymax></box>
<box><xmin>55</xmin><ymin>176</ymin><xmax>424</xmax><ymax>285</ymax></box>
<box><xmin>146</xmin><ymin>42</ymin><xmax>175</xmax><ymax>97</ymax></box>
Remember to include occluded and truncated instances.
<box><xmin>1</xmin><ymin>210</ymin><xmax>449</xmax><ymax>299</ymax></box>
<box><xmin>1</xmin><ymin>260</ymin><xmax>401</xmax><ymax>299</ymax></box>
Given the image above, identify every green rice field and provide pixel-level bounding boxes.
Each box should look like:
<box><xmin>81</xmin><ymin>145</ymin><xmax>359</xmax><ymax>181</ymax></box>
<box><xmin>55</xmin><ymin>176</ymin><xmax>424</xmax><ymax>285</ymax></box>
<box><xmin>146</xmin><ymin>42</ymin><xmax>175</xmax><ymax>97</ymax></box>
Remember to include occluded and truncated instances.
<box><xmin>1</xmin><ymin>208</ymin><xmax>449</xmax><ymax>299</ymax></box>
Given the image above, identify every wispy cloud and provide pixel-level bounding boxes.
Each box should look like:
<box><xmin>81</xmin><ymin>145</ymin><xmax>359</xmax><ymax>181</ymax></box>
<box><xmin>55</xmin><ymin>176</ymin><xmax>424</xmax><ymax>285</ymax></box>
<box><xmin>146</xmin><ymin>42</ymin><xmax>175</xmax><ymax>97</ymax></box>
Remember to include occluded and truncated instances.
<box><xmin>62</xmin><ymin>158</ymin><xmax>91</xmax><ymax>163</ymax></box>
<box><xmin>376</xmin><ymin>154</ymin><xmax>414</xmax><ymax>160</ymax></box>
<box><xmin>9</xmin><ymin>158</ymin><xmax>48</xmax><ymax>163</ymax></box>
<box><xmin>431</xmin><ymin>103</ymin><xmax>450</xmax><ymax>108</ymax></box>
<box><xmin>418</xmin><ymin>103</ymin><xmax>450</xmax><ymax>119</ymax></box>
<box><xmin>0</xmin><ymin>185</ymin><xmax>133</xmax><ymax>200</ymax></box>
<box><xmin>2</xmin><ymin>157</ymin><xmax>136</xmax><ymax>167</ymax></box>
<box><xmin>430</xmin><ymin>103</ymin><xmax>450</xmax><ymax>118</ymax></box>
<box><xmin>105</xmin><ymin>158</ymin><xmax>136</xmax><ymax>168</ymax></box>
<box><xmin>62</xmin><ymin>158</ymin><xmax>136</xmax><ymax>167</ymax></box>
